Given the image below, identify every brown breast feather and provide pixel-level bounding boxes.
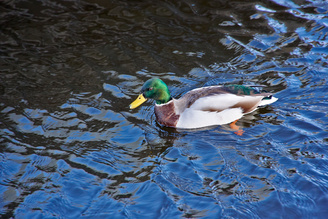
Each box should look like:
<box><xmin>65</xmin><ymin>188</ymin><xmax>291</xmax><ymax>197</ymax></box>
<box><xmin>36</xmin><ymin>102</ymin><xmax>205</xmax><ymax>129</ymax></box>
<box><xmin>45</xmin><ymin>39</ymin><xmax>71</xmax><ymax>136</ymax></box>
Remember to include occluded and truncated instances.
<box><xmin>154</xmin><ymin>101</ymin><xmax>180</xmax><ymax>127</ymax></box>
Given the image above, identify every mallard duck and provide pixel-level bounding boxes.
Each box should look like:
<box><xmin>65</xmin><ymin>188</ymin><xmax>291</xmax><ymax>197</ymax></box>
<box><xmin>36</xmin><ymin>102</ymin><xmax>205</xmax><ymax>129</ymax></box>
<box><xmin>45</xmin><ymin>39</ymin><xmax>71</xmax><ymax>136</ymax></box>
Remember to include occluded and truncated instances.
<box><xmin>130</xmin><ymin>78</ymin><xmax>278</xmax><ymax>129</ymax></box>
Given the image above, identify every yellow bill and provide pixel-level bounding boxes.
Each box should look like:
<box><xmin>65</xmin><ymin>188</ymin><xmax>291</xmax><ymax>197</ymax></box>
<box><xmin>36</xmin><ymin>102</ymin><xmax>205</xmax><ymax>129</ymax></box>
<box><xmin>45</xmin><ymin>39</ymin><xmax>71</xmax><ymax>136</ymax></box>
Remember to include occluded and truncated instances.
<box><xmin>129</xmin><ymin>94</ymin><xmax>147</xmax><ymax>109</ymax></box>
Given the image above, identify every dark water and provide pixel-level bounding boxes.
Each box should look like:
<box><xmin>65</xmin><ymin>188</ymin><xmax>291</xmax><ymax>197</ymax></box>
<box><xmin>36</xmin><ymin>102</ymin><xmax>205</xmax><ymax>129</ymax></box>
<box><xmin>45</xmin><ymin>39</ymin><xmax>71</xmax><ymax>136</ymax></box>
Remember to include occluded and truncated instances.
<box><xmin>1</xmin><ymin>0</ymin><xmax>328</xmax><ymax>218</ymax></box>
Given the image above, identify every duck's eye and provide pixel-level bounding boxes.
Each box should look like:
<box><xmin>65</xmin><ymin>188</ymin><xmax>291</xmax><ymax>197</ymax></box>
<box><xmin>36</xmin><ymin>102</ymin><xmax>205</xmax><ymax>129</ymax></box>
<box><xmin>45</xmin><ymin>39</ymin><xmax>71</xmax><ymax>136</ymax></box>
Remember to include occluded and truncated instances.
<box><xmin>149</xmin><ymin>87</ymin><xmax>153</xmax><ymax>91</ymax></box>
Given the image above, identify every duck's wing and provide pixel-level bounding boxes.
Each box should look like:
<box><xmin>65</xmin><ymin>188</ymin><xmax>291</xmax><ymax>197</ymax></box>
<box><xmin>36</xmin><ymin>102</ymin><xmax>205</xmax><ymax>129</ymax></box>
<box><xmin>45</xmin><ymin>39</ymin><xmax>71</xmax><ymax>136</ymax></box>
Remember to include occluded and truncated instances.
<box><xmin>176</xmin><ymin>85</ymin><xmax>273</xmax><ymax>114</ymax></box>
<box><xmin>174</xmin><ymin>85</ymin><xmax>277</xmax><ymax>129</ymax></box>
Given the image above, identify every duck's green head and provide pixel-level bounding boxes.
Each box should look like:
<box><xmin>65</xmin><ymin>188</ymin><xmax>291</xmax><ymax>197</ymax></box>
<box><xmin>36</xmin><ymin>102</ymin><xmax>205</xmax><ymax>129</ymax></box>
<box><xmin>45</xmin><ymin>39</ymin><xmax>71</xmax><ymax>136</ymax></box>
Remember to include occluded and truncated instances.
<box><xmin>129</xmin><ymin>78</ymin><xmax>171</xmax><ymax>109</ymax></box>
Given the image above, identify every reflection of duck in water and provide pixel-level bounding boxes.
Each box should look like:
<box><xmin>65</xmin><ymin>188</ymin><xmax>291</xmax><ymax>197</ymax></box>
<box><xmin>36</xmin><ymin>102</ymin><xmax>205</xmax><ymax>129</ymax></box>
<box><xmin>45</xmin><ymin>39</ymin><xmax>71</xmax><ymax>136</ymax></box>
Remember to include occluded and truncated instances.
<box><xmin>130</xmin><ymin>78</ymin><xmax>278</xmax><ymax>133</ymax></box>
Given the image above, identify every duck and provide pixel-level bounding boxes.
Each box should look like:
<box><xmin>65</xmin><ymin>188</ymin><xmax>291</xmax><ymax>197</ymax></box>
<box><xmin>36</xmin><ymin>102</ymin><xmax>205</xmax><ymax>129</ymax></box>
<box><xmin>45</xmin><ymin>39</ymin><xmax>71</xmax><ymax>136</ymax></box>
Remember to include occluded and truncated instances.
<box><xmin>129</xmin><ymin>78</ymin><xmax>278</xmax><ymax>130</ymax></box>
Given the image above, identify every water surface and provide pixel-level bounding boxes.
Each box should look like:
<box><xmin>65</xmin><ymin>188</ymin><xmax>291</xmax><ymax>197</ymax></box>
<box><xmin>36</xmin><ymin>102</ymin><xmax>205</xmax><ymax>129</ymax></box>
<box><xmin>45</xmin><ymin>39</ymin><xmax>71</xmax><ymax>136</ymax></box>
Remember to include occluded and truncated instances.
<box><xmin>1</xmin><ymin>0</ymin><xmax>328</xmax><ymax>218</ymax></box>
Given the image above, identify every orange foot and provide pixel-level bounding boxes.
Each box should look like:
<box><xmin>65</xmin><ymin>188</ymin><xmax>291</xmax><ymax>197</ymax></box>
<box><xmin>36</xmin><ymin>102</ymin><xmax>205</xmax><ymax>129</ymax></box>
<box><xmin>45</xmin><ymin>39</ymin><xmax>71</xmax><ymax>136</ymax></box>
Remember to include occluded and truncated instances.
<box><xmin>234</xmin><ymin>129</ymin><xmax>245</xmax><ymax>136</ymax></box>
<box><xmin>230</xmin><ymin>120</ymin><xmax>244</xmax><ymax>136</ymax></box>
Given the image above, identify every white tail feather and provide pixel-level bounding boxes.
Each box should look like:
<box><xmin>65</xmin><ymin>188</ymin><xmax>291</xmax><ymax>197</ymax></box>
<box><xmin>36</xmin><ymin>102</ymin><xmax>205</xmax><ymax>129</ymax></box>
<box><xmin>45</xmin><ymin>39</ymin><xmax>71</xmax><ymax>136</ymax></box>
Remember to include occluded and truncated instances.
<box><xmin>259</xmin><ymin>96</ymin><xmax>278</xmax><ymax>106</ymax></box>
